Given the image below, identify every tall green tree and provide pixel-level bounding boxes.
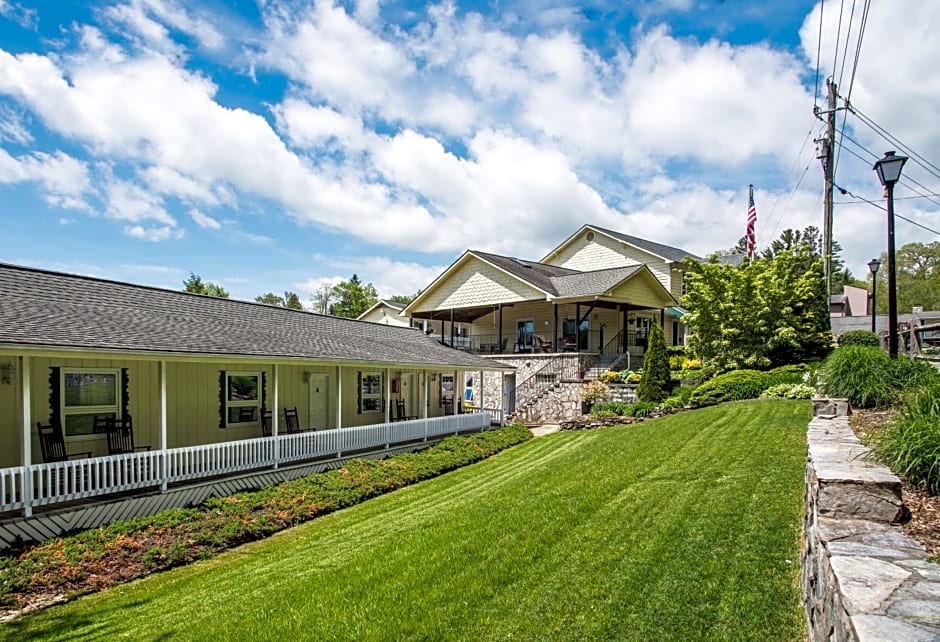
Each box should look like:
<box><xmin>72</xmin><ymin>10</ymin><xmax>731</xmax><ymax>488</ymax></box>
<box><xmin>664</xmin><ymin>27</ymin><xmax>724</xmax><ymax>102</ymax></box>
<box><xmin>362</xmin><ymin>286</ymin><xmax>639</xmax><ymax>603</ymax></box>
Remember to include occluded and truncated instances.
<box><xmin>637</xmin><ymin>323</ymin><xmax>671</xmax><ymax>402</ymax></box>
<box><xmin>183</xmin><ymin>272</ymin><xmax>229</xmax><ymax>298</ymax></box>
<box><xmin>873</xmin><ymin>241</ymin><xmax>940</xmax><ymax>313</ymax></box>
<box><xmin>682</xmin><ymin>245</ymin><xmax>830</xmax><ymax>370</ymax></box>
<box><xmin>329</xmin><ymin>274</ymin><xmax>378</xmax><ymax>318</ymax></box>
<box><xmin>255</xmin><ymin>291</ymin><xmax>305</xmax><ymax>310</ymax></box>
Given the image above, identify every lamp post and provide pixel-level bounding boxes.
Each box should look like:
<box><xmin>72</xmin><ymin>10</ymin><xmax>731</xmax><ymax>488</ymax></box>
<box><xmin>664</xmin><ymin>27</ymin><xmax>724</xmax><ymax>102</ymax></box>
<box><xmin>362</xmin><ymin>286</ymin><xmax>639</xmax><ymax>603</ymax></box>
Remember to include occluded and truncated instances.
<box><xmin>867</xmin><ymin>258</ymin><xmax>881</xmax><ymax>333</ymax></box>
<box><xmin>873</xmin><ymin>150</ymin><xmax>908</xmax><ymax>358</ymax></box>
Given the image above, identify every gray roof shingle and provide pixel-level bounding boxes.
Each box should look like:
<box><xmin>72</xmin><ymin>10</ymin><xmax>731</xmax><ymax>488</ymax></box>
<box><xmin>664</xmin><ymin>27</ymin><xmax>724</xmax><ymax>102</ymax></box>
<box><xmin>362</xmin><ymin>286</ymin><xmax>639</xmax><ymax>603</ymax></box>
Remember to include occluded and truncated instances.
<box><xmin>0</xmin><ymin>263</ymin><xmax>508</xmax><ymax>370</ymax></box>
<box><xmin>589</xmin><ymin>226</ymin><xmax>702</xmax><ymax>263</ymax></box>
<box><xmin>550</xmin><ymin>266</ymin><xmax>645</xmax><ymax>298</ymax></box>
<box><xmin>471</xmin><ymin>251</ymin><xmax>579</xmax><ymax>295</ymax></box>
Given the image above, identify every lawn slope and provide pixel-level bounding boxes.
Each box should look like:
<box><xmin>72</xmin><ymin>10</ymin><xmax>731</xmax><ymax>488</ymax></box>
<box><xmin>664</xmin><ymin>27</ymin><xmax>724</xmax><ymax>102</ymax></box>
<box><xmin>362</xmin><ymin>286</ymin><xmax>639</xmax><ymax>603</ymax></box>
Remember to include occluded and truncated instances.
<box><xmin>2</xmin><ymin>399</ymin><xmax>809</xmax><ymax>641</ymax></box>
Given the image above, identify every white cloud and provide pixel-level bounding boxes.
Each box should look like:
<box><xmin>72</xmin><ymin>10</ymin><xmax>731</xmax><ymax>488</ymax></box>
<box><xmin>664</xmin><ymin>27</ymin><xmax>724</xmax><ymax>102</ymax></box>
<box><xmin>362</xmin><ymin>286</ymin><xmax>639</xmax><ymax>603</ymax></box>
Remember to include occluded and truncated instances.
<box><xmin>102</xmin><ymin>0</ymin><xmax>223</xmax><ymax>58</ymax></box>
<box><xmin>142</xmin><ymin>165</ymin><xmax>221</xmax><ymax>205</ymax></box>
<box><xmin>0</xmin><ymin>104</ymin><xmax>32</xmax><ymax>144</ymax></box>
<box><xmin>104</xmin><ymin>178</ymin><xmax>176</xmax><ymax>227</ymax></box>
<box><xmin>262</xmin><ymin>1</ymin><xmax>413</xmax><ymax>111</ymax></box>
<box><xmin>272</xmin><ymin>99</ymin><xmax>370</xmax><ymax>151</ymax></box>
<box><xmin>0</xmin><ymin>0</ymin><xmax>36</xmax><ymax>29</ymax></box>
<box><xmin>0</xmin><ymin>148</ymin><xmax>91</xmax><ymax>205</ymax></box>
<box><xmin>189</xmin><ymin>208</ymin><xmax>220</xmax><ymax>230</ymax></box>
<box><xmin>124</xmin><ymin>223</ymin><xmax>183</xmax><ymax>241</ymax></box>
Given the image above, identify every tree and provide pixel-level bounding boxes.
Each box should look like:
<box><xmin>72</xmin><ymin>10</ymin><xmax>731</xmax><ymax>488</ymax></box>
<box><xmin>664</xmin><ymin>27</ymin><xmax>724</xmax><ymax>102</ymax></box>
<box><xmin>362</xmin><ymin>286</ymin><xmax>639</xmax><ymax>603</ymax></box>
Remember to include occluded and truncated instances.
<box><xmin>637</xmin><ymin>323</ymin><xmax>671</xmax><ymax>402</ymax></box>
<box><xmin>873</xmin><ymin>241</ymin><xmax>940</xmax><ymax>313</ymax></box>
<box><xmin>389</xmin><ymin>290</ymin><xmax>421</xmax><ymax>306</ymax></box>
<box><xmin>183</xmin><ymin>272</ymin><xmax>229</xmax><ymax>298</ymax></box>
<box><xmin>255</xmin><ymin>291</ymin><xmax>305</xmax><ymax>310</ymax></box>
<box><xmin>311</xmin><ymin>284</ymin><xmax>333</xmax><ymax>315</ymax></box>
<box><xmin>328</xmin><ymin>274</ymin><xmax>378</xmax><ymax>318</ymax></box>
<box><xmin>682</xmin><ymin>245</ymin><xmax>830</xmax><ymax>371</ymax></box>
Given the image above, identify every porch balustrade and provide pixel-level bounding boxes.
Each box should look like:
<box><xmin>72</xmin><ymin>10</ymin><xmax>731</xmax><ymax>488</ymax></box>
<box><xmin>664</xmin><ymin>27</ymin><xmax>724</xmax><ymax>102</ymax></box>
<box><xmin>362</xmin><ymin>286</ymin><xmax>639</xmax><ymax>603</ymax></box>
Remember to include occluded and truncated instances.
<box><xmin>1</xmin><ymin>412</ymin><xmax>493</xmax><ymax>515</ymax></box>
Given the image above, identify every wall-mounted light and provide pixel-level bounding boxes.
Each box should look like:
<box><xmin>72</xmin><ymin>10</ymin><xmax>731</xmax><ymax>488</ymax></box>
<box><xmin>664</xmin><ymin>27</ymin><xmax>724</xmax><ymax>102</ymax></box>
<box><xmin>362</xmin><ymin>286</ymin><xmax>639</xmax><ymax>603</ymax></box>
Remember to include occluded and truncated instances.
<box><xmin>0</xmin><ymin>362</ymin><xmax>13</xmax><ymax>385</ymax></box>
<box><xmin>302</xmin><ymin>371</ymin><xmax>311</xmax><ymax>384</ymax></box>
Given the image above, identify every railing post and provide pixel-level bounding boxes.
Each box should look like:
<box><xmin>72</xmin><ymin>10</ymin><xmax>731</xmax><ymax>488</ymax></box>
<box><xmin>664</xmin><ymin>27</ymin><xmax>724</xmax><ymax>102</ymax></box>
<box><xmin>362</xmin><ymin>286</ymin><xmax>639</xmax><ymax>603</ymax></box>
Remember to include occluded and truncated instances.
<box><xmin>19</xmin><ymin>356</ymin><xmax>33</xmax><ymax>517</ymax></box>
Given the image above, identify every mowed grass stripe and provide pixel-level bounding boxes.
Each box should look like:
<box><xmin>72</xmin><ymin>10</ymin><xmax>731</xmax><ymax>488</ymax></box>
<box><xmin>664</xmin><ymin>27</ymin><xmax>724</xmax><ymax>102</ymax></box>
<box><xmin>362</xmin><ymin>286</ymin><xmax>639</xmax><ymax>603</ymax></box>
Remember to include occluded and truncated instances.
<box><xmin>3</xmin><ymin>400</ymin><xmax>809</xmax><ymax>642</ymax></box>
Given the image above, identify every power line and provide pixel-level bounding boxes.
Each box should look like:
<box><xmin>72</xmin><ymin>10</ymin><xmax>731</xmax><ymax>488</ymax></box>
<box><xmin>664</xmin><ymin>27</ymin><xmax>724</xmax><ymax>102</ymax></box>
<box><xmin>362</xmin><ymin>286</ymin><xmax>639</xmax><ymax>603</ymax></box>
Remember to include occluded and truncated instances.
<box><xmin>758</xmin><ymin>122</ymin><xmax>823</xmax><ymax>248</ymax></box>
<box><xmin>836</xmin><ymin>0</ymin><xmax>857</xmax><ymax>90</ymax></box>
<box><xmin>814</xmin><ymin>0</ymin><xmax>824</xmax><ymax>109</ymax></box>
<box><xmin>834</xmin><ymin>183</ymin><xmax>940</xmax><ymax>236</ymax></box>
<box><xmin>848</xmin><ymin>104</ymin><xmax>940</xmax><ymax>182</ymax></box>
<box><xmin>844</xmin><ymin>0</ymin><xmax>871</xmax><ymax>104</ymax></box>
<box><xmin>832</xmin><ymin>0</ymin><xmax>846</xmax><ymax>86</ymax></box>
<box><xmin>836</xmin><ymin>124</ymin><xmax>940</xmax><ymax>209</ymax></box>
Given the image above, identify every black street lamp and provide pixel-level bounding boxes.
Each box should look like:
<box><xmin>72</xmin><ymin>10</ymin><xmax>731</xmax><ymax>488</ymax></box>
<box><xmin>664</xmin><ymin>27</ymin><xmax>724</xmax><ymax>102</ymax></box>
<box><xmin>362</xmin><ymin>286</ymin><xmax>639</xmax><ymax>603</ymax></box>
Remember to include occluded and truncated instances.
<box><xmin>873</xmin><ymin>150</ymin><xmax>908</xmax><ymax>358</ymax></box>
<box><xmin>867</xmin><ymin>258</ymin><xmax>881</xmax><ymax>333</ymax></box>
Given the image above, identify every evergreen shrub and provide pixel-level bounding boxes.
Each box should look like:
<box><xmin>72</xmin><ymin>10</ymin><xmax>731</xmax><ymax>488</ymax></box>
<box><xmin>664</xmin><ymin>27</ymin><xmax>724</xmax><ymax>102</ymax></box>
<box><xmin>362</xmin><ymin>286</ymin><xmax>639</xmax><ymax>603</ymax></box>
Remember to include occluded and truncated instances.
<box><xmin>688</xmin><ymin>370</ymin><xmax>774</xmax><ymax>408</ymax></box>
<box><xmin>838</xmin><ymin>330</ymin><xmax>881</xmax><ymax>347</ymax></box>
<box><xmin>637</xmin><ymin>324</ymin><xmax>671</xmax><ymax>402</ymax></box>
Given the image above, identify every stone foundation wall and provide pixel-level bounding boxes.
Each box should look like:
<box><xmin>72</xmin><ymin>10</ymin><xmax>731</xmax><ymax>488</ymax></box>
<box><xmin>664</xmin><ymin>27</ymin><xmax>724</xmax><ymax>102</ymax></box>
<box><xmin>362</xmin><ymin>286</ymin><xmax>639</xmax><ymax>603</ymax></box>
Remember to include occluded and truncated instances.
<box><xmin>803</xmin><ymin>399</ymin><xmax>940</xmax><ymax>641</ymax></box>
<box><xmin>608</xmin><ymin>383</ymin><xmax>638</xmax><ymax>404</ymax></box>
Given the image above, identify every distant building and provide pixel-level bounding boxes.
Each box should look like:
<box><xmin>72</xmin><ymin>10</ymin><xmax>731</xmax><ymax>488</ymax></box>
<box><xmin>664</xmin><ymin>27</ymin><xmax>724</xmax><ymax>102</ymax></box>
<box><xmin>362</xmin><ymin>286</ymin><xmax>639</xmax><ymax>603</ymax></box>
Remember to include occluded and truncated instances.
<box><xmin>356</xmin><ymin>299</ymin><xmax>411</xmax><ymax>327</ymax></box>
<box><xmin>830</xmin><ymin>285</ymin><xmax>870</xmax><ymax>317</ymax></box>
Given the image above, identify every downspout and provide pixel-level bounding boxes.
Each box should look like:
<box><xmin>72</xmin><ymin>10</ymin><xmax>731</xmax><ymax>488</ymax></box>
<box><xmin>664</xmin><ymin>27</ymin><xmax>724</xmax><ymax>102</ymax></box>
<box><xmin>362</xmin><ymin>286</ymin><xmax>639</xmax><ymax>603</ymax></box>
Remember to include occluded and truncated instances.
<box><xmin>159</xmin><ymin>360</ymin><xmax>168</xmax><ymax>492</ymax></box>
<box><xmin>272</xmin><ymin>364</ymin><xmax>279</xmax><ymax>469</ymax></box>
<box><xmin>553</xmin><ymin>304</ymin><xmax>559</xmax><ymax>352</ymax></box>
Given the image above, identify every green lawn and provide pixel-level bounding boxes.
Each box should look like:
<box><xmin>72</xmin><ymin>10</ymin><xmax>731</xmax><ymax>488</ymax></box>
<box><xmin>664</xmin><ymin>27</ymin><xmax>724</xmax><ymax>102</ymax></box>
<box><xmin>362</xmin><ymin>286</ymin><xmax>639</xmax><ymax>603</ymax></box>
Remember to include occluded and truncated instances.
<box><xmin>2</xmin><ymin>400</ymin><xmax>809</xmax><ymax>641</ymax></box>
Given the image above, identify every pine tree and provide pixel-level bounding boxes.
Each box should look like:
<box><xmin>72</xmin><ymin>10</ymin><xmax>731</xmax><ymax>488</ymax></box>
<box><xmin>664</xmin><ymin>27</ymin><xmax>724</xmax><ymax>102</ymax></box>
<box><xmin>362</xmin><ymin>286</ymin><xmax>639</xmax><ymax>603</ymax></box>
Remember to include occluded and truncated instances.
<box><xmin>637</xmin><ymin>323</ymin><xmax>671</xmax><ymax>402</ymax></box>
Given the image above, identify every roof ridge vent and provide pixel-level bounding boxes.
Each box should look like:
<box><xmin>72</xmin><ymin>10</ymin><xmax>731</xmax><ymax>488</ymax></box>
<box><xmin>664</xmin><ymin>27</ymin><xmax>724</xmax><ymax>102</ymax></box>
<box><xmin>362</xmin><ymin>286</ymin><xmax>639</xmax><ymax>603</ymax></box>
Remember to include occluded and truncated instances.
<box><xmin>512</xmin><ymin>258</ymin><xmax>532</xmax><ymax>268</ymax></box>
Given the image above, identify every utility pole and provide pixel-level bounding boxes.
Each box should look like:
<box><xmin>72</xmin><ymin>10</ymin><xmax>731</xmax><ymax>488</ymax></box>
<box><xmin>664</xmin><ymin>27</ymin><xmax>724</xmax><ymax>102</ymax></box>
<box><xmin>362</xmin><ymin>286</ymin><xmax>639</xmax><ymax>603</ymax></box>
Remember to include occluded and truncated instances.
<box><xmin>822</xmin><ymin>80</ymin><xmax>837</xmax><ymax>299</ymax></box>
<box><xmin>815</xmin><ymin>81</ymin><xmax>837</xmax><ymax>298</ymax></box>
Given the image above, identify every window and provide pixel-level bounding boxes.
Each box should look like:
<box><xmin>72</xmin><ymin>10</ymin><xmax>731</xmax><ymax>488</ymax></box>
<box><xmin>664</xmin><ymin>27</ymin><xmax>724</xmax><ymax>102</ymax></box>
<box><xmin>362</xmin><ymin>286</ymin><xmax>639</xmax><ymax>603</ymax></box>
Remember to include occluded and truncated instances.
<box><xmin>225</xmin><ymin>372</ymin><xmax>261</xmax><ymax>427</ymax></box>
<box><xmin>62</xmin><ymin>369</ymin><xmax>121</xmax><ymax>438</ymax></box>
<box><xmin>359</xmin><ymin>372</ymin><xmax>382</xmax><ymax>413</ymax></box>
<box><xmin>440</xmin><ymin>374</ymin><xmax>454</xmax><ymax>407</ymax></box>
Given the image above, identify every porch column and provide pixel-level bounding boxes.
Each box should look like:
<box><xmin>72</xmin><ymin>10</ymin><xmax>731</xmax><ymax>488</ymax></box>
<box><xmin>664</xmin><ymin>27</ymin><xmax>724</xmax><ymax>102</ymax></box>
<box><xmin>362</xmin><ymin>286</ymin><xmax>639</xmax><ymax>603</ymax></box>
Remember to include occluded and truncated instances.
<box><xmin>440</xmin><ymin>320</ymin><xmax>445</xmax><ymax>344</ymax></box>
<box><xmin>453</xmin><ymin>370</ymin><xmax>459</xmax><ymax>415</ymax></box>
<box><xmin>422</xmin><ymin>369</ymin><xmax>429</xmax><ymax>442</ymax></box>
<box><xmin>660</xmin><ymin>308</ymin><xmax>665</xmax><ymax>328</ymax></box>
<box><xmin>385</xmin><ymin>368</ymin><xmax>391</xmax><ymax>423</ymax></box>
<box><xmin>159</xmin><ymin>360</ymin><xmax>167</xmax><ymax>492</ymax></box>
<box><xmin>272</xmin><ymin>364</ymin><xmax>279</xmax><ymax>470</ymax></box>
<box><xmin>621</xmin><ymin>305</ymin><xmax>628</xmax><ymax>353</ymax></box>
<box><xmin>19</xmin><ymin>356</ymin><xmax>32</xmax><ymax>517</ymax></box>
<box><xmin>553</xmin><ymin>304</ymin><xmax>559</xmax><ymax>351</ymax></box>
<box><xmin>336</xmin><ymin>366</ymin><xmax>343</xmax><ymax>429</ymax></box>
<box><xmin>498</xmin><ymin>304</ymin><xmax>504</xmax><ymax>353</ymax></box>
<box><xmin>575</xmin><ymin>303</ymin><xmax>581</xmax><ymax>353</ymax></box>
<box><xmin>450</xmin><ymin>308</ymin><xmax>455</xmax><ymax>347</ymax></box>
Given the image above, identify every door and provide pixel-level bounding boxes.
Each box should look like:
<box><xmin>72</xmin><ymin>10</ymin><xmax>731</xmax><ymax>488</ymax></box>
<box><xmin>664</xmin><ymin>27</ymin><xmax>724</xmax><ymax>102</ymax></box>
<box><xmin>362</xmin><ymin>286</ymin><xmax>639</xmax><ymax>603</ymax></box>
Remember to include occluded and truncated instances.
<box><xmin>516</xmin><ymin>319</ymin><xmax>534</xmax><ymax>352</ymax></box>
<box><xmin>308</xmin><ymin>374</ymin><xmax>329</xmax><ymax>430</ymax></box>
<box><xmin>400</xmin><ymin>373</ymin><xmax>417</xmax><ymax>419</ymax></box>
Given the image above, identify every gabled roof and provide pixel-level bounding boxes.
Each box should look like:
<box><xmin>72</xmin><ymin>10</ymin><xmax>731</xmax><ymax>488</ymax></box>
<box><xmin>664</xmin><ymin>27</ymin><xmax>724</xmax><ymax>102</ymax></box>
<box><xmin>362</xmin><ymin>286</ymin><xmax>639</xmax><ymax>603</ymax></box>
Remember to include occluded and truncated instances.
<box><xmin>544</xmin><ymin>224</ymin><xmax>702</xmax><ymax>264</ymax></box>
<box><xmin>0</xmin><ymin>263</ymin><xmax>507</xmax><ymax>370</ymax></box>
<box><xmin>550</xmin><ymin>265</ymin><xmax>645</xmax><ymax>298</ymax></box>
<box><xmin>356</xmin><ymin>299</ymin><xmax>406</xmax><ymax>320</ymax></box>
<box><xmin>470</xmin><ymin>251</ymin><xmax>580</xmax><ymax>295</ymax></box>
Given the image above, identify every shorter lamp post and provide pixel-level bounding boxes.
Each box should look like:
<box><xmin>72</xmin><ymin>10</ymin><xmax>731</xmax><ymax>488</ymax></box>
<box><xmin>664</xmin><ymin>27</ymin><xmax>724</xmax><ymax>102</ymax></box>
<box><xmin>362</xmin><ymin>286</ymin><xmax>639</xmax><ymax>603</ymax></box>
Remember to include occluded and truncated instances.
<box><xmin>867</xmin><ymin>258</ymin><xmax>881</xmax><ymax>333</ymax></box>
<box><xmin>873</xmin><ymin>150</ymin><xmax>908</xmax><ymax>358</ymax></box>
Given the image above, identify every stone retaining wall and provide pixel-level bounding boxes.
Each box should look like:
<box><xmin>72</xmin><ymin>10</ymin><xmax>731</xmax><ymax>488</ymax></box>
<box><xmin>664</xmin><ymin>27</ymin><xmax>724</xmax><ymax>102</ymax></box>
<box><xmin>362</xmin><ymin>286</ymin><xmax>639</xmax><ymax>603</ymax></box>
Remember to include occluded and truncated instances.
<box><xmin>803</xmin><ymin>399</ymin><xmax>940</xmax><ymax>641</ymax></box>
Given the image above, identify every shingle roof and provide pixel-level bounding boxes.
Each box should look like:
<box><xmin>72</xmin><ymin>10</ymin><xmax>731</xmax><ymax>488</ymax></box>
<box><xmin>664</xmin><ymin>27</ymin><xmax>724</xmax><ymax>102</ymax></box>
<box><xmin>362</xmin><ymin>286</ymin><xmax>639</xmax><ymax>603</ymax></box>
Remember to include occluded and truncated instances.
<box><xmin>589</xmin><ymin>226</ymin><xmax>702</xmax><ymax>263</ymax></box>
<box><xmin>0</xmin><ymin>263</ymin><xmax>508</xmax><ymax>370</ymax></box>
<box><xmin>471</xmin><ymin>251</ymin><xmax>579</xmax><ymax>295</ymax></box>
<box><xmin>471</xmin><ymin>251</ymin><xmax>663</xmax><ymax>300</ymax></box>
<box><xmin>550</xmin><ymin>266</ymin><xmax>644</xmax><ymax>298</ymax></box>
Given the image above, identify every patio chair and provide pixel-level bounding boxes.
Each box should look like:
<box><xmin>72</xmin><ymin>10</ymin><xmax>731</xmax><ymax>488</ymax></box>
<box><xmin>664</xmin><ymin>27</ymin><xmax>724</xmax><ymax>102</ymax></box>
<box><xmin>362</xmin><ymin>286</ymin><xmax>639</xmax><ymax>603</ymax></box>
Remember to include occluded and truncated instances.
<box><xmin>261</xmin><ymin>408</ymin><xmax>273</xmax><ymax>437</ymax></box>
<box><xmin>104</xmin><ymin>415</ymin><xmax>151</xmax><ymax>455</ymax></box>
<box><xmin>37</xmin><ymin>421</ymin><xmax>92</xmax><ymax>463</ymax></box>
<box><xmin>395</xmin><ymin>399</ymin><xmax>418</xmax><ymax>421</ymax></box>
<box><xmin>283</xmin><ymin>407</ymin><xmax>311</xmax><ymax>434</ymax></box>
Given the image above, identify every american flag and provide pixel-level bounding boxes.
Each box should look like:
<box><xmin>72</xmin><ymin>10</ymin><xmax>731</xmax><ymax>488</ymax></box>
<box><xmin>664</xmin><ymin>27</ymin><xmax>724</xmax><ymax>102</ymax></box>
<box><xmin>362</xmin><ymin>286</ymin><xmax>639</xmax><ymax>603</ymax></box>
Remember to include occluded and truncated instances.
<box><xmin>746</xmin><ymin>184</ymin><xmax>757</xmax><ymax>259</ymax></box>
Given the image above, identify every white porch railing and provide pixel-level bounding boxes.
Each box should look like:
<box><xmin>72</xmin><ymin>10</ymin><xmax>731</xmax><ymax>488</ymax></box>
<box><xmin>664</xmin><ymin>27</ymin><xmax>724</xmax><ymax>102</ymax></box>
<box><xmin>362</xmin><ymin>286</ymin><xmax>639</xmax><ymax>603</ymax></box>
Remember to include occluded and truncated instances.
<box><xmin>1</xmin><ymin>412</ymin><xmax>493</xmax><ymax>515</ymax></box>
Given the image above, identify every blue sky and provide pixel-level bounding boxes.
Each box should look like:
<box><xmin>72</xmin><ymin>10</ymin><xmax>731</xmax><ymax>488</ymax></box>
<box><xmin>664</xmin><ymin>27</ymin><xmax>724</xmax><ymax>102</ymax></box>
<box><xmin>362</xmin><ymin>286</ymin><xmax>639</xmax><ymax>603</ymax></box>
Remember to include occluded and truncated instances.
<box><xmin>0</xmin><ymin>0</ymin><xmax>937</xmax><ymax>304</ymax></box>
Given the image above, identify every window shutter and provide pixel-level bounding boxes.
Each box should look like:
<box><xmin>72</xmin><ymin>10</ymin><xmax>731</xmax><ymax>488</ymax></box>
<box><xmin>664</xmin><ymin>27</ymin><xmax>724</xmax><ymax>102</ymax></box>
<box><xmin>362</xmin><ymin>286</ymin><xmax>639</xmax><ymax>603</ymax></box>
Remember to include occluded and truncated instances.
<box><xmin>49</xmin><ymin>367</ymin><xmax>61</xmax><ymax>428</ymax></box>
<box><xmin>121</xmin><ymin>368</ymin><xmax>130</xmax><ymax>415</ymax></box>
<box><xmin>261</xmin><ymin>371</ymin><xmax>267</xmax><ymax>410</ymax></box>
<box><xmin>357</xmin><ymin>371</ymin><xmax>362</xmax><ymax>415</ymax></box>
<box><xmin>219</xmin><ymin>370</ymin><xmax>226</xmax><ymax>429</ymax></box>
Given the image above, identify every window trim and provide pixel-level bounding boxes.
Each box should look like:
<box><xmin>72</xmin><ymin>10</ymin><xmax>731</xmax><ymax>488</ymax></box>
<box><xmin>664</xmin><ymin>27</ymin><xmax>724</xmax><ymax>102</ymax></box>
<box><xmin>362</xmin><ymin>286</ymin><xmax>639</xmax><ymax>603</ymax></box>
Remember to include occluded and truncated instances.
<box><xmin>61</xmin><ymin>367</ymin><xmax>121</xmax><ymax>440</ymax></box>
<box><xmin>358</xmin><ymin>371</ymin><xmax>383</xmax><ymax>414</ymax></box>
<box><xmin>224</xmin><ymin>371</ymin><xmax>262</xmax><ymax>428</ymax></box>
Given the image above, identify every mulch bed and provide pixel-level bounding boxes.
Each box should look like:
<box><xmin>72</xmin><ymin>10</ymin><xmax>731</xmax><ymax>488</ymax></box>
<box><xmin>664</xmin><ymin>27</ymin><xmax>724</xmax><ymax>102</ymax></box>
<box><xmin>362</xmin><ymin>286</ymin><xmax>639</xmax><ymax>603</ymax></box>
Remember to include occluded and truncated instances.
<box><xmin>849</xmin><ymin>408</ymin><xmax>940</xmax><ymax>560</ymax></box>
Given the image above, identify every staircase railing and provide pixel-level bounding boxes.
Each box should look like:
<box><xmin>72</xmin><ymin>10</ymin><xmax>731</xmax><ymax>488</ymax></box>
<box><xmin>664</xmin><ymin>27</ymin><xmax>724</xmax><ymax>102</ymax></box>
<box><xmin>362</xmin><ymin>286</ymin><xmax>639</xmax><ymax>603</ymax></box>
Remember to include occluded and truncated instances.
<box><xmin>511</xmin><ymin>354</ymin><xmax>581</xmax><ymax>412</ymax></box>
